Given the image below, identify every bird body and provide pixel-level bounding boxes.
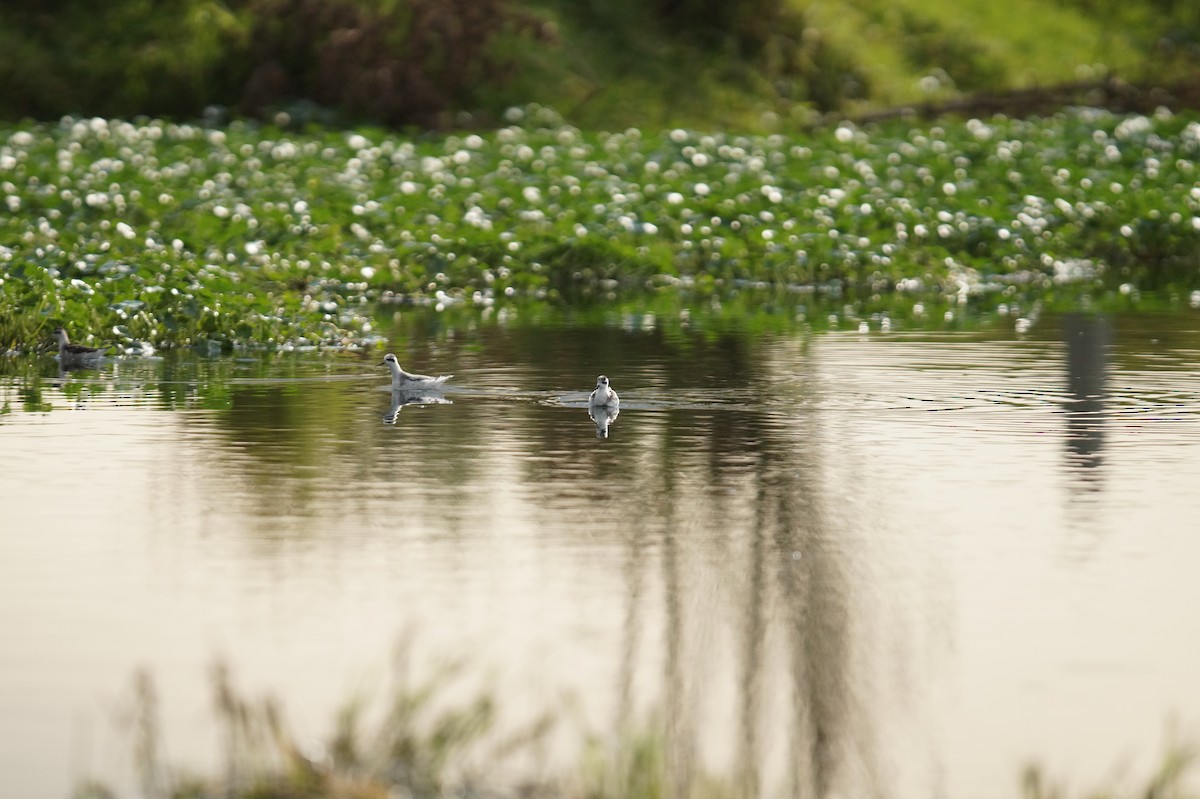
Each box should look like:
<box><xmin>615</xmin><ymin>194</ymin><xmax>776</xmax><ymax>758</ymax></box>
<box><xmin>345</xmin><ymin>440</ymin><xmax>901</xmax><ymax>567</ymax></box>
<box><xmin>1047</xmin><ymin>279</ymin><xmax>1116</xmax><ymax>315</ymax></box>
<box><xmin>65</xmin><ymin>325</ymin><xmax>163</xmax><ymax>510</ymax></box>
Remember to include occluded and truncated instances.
<box><xmin>589</xmin><ymin>375</ymin><xmax>619</xmax><ymax>407</ymax></box>
<box><xmin>379</xmin><ymin>353</ymin><xmax>453</xmax><ymax>390</ymax></box>
<box><xmin>52</xmin><ymin>327</ymin><xmax>106</xmax><ymax>367</ymax></box>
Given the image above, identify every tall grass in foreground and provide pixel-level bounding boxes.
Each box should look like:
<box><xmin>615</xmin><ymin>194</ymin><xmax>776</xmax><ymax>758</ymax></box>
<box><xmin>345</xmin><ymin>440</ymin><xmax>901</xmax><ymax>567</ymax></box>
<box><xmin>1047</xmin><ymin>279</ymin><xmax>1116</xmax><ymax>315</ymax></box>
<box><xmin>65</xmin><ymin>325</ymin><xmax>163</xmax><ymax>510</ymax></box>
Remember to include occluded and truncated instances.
<box><xmin>75</xmin><ymin>654</ymin><xmax>555</xmax><ymax>799</ymax></box>
<box><xmin>73</xmin><ymin>662</ymin><xmax>1197</xmax><ymax>799</ymax></box>
<box><xmin>1022</xmin><ymin>739</ymin><xmax>1197</xmax><ymax>799</ymax></box>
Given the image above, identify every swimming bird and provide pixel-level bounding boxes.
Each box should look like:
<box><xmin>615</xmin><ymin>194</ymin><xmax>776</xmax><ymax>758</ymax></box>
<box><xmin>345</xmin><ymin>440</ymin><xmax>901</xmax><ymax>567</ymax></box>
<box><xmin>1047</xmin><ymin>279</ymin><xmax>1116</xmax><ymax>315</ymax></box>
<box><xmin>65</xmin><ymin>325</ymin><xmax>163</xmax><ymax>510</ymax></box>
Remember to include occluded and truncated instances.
<box><xmin>52</xmin><ymin>327</ymin><xmax>107</xmax><ymax>367</ymax></box>
<box><xmin>379</xmin><ymin>353</ymin><xmax>453</xmax><ymax>390</ymax></box>
<box><xmin>589</xmin><ymin>375</ymin><xmax>619</xmax><ymax>407</ymax></box>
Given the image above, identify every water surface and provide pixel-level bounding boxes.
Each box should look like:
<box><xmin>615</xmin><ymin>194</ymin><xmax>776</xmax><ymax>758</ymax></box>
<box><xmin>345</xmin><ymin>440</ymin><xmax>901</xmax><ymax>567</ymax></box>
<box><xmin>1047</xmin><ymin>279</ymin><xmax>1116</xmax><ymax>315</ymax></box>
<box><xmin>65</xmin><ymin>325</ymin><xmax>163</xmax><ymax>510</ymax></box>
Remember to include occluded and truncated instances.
<box><xmin>2</xmin><ymin>313</ymin><xmax>1199</xmax><ymax>797</ymax></box>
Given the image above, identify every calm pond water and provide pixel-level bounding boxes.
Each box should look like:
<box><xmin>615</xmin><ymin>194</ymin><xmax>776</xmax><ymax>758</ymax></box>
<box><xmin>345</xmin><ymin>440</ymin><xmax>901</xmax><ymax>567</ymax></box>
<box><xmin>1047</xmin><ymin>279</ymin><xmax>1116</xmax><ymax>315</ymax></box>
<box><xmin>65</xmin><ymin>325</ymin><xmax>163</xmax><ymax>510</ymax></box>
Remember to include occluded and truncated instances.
<box><xmin>2</xmin><ymin>312</ymin><xmax>1200</xmax><ymax>798</ymax></box>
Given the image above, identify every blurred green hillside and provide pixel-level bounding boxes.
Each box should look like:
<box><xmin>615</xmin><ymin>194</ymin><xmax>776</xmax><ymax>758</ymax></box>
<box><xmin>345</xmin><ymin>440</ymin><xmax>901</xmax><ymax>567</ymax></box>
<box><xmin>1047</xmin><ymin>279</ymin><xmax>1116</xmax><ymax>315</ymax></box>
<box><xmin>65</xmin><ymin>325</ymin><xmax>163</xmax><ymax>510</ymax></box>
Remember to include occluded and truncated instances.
<box><xmin>1</xmin><ymin>0</ymin><xmax>1197</xmax><ymax>129</ymax></box>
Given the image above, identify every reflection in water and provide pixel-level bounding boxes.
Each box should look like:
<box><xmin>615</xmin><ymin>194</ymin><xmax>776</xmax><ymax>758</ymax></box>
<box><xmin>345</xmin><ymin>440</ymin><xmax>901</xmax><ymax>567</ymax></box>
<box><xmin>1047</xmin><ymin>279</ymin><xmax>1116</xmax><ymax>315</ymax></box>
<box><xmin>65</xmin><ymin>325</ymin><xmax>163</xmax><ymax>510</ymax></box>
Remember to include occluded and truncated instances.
<box><xmin>1062</xmin><ymin>314</ymin><xmax>1109</xmax><ymax>479</ymax></box>
<box><xmin>588</xmin><ymin>403</ymin><xmax>619</xmax><ymax>438</ymax></box>
<box><xmin>58</xmin><ymin>360</ymin><xmax>101</xmax><ymax>378</ymax></box>
<box><xmin>383</xmin><ymin>388</ymin><xmax>451</xmax><ymax>424</ymax></box>
<box><xmin>765</xmin><ymin>354</ymin><xmax>882</xmax><ymax>799</ymax></box>
<box><xmin>580</xmin><ymin>339</ymin><xmax>885</xmax><ymax>798</ymax></box>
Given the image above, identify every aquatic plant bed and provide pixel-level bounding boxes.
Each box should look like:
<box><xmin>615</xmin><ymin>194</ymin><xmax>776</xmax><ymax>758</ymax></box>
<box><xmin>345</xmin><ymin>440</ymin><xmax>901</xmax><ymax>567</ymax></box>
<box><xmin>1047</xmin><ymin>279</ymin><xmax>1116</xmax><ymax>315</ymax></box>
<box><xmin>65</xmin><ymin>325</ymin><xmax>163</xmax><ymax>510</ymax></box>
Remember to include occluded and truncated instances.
<box><xmin>2</xmin><ymin>106</ymin><xmax>1199</xmax><ymax>350</ymax></box>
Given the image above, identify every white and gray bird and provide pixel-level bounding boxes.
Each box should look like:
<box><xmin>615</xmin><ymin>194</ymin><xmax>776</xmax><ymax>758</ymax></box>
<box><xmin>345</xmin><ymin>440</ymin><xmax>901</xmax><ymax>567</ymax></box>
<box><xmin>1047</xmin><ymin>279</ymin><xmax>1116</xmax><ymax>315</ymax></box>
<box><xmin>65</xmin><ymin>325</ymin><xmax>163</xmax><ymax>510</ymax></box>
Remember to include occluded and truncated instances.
<box><xmin>379</xmin><ymin>353</ymin><xmax>453</xmax><ymax>390</ymax></box>
<box><xmin>589</xmin><ymin>374</ymin><xmax>619</xmax><ymax>407</ymax></box>
<box><xmin>51</xmin><ymin>326</ymin><xmax>107</xmax><ymax>367</ymax></box>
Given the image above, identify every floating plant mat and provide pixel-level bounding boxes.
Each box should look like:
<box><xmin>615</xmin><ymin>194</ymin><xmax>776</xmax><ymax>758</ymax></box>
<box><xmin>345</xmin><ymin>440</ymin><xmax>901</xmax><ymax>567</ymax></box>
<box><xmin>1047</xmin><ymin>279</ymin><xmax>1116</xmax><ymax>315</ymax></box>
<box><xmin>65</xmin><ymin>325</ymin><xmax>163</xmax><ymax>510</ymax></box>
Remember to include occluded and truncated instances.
<box><xmin>3</xmin><ymin>107</ymin><xmax>1199</xmax><ymax>351</ymax></box>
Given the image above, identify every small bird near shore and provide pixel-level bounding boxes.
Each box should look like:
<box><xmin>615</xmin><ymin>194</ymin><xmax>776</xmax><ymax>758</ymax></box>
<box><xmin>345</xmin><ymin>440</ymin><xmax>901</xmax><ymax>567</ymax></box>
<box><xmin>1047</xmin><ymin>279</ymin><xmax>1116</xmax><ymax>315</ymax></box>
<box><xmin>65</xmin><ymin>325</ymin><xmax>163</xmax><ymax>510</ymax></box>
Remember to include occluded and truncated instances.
<box><xmin>379</xmin><ymin>353</ymin><xmax>453</xmax><ymax>390</ymax></box>
<box><xmin>52</xmin><ymin>327</ymin><xmax>107</xmax><ymax>368</ymax></box>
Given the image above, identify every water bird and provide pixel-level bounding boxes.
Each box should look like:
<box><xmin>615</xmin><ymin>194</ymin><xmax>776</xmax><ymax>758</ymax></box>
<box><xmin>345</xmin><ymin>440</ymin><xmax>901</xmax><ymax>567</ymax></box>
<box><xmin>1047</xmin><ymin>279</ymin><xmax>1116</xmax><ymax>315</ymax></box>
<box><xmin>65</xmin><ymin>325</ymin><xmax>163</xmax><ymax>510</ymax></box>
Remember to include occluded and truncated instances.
<box><xmin>379</xmin><ymin>353</ymin><xmax>453</xmax><ymax>390</ymax></box>
<box><xmin>589</xmin><ymin>375</ymin><xmax>619</xmax><ymax>407</ymax></box>
<box><xmin>51</xmin><ymin>326</ymin><xmax>107</xmax><ymax>368</ymax></box>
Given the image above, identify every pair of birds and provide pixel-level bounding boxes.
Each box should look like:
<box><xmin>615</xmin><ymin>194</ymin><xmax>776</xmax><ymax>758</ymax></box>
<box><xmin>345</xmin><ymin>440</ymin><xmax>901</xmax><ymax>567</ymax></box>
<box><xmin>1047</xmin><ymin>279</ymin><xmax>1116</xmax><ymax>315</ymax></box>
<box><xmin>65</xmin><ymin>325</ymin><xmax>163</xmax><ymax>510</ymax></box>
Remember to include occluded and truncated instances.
<box><xmin>379</xmin><ymin>353</ymin><xmax>620</xmax><ymax>407</ymax></box>
<box><xmin>49</xmin><ymin>332</ymin><xmax>620</xmax><ymax>407</ymax></box>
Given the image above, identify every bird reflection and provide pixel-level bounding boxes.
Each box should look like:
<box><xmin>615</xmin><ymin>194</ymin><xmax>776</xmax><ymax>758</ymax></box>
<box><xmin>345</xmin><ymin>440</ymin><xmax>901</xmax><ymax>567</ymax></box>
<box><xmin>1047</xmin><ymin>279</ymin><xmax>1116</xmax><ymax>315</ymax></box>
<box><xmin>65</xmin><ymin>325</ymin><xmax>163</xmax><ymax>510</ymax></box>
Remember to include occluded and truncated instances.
<box><xmin>382</xmin><ymin>388</ymin><xmax>451</xmax><ymax>424</ymax></box>
<box><xmin>589</xmin><ymin>403</ymin><xmax>619</xmax><ymax>438</ymax></box>
<box><xmin>57</xmin><ymin>359</ymin><xmax>102</xmax><ymax>380</ymax></box>
<box><xmin>52</xmin><ymin>358</ymin><xmax>103</xmax><ymax>394</ymax></box>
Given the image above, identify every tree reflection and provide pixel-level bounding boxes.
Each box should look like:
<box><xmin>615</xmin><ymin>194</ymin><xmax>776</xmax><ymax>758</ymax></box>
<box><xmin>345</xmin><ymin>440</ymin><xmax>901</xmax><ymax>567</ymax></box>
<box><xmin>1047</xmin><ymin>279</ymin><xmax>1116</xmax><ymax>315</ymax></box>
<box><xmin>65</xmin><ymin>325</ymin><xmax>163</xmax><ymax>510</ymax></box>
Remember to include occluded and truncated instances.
<box><xmin>1061</xmin><ymin>314</ymin><xmax>1109</xmax><ymax>483</ymax></box>
<box><xmin>155</xmin><ymin>324</ymin><xmax>897</xmax><ymax>797</ymax></box>
<box><xmin>501</xmin><ymin>331</ymin><xmax>886</xmax><ymax>798</ymax></box>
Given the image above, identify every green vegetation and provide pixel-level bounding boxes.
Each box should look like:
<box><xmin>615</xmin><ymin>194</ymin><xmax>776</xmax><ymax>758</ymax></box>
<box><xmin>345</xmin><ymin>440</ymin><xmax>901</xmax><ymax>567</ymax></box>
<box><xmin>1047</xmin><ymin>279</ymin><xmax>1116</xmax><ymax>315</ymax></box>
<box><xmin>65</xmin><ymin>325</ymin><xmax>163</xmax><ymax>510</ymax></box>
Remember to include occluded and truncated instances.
<box><xmin>1</xmin><ymin>0</ymin><xmax>1198</xmax><ymax>130</ymax></box>
<box><xmin>0</xmin><ymin>0</ymin><xmax>533</xmax><ymax>128</ymax></box>
<box><xmin>3</xmin><ymin>108</ymin><xmax>1200</xmax><ymax>352</ymax></box>
<box><xmin>2</xmin><ymin>2</ymin><xmax>1198</xmax><ymax>353</ymax></box>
